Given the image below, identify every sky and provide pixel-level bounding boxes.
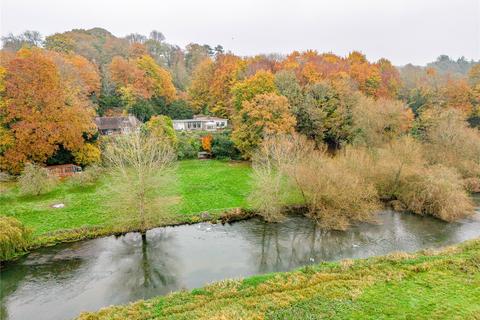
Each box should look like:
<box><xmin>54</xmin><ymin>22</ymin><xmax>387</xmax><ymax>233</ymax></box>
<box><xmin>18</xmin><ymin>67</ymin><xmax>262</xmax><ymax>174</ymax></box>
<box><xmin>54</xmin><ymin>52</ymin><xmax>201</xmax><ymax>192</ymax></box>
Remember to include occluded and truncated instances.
<box><xmin>0</xmin><ymin>0</ymin><xmax>479</xmax><ymax>66</ymax></box>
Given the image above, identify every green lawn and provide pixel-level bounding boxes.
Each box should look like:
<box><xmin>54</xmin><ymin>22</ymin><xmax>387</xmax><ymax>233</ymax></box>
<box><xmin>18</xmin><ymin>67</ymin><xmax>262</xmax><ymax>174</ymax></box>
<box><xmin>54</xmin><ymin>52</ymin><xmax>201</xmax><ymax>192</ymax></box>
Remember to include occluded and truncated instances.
<box><xmin>0</xmin><ymin>160</ymin><xmax>253</xmax><ymax>237</ymax></box>
<box><xmin>175</xmin><ymin>160</ymin><xmax>252</xmax><ymax>214</ymax></box>
<box><xmin>78</xmin><ymin>238</ymin><xmax>480</xmax><ymax>320</ymax></box>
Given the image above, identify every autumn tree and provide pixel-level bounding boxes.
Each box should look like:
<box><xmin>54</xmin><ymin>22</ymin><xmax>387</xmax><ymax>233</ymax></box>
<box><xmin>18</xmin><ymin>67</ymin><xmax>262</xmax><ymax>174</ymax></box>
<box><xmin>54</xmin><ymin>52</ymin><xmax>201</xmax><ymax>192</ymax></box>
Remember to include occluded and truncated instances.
<box><xmin>0</xmin><ymin>48</ymin><xmax>97</xmax><ymax>173</ymax></box>
<box><xmin>232</xmin><ymin>93</ymin><xmax>296</xmax><ymax>158</ymax></box>
<box><xmin>109</xmin><ymin>55</ymin><xmax>176</xmax><ymax>101</ymax></box>
<box><xmin>209</xmin><ymin>54</ymin><xmax>245</xmax><ymax>117</ymax></box>
<box><xmin>144</xmin><ymin>115</ymin><xmax>177</xmax><ymax>145</ymax></box>
<box><xmin>274</xmin><ymin>70</ymin><xmax>304</xmax><ymax>110</ymax></box>
<box><xmin>109</xmin><ymin>56</ymin><xmax>153</xmax><ymax>99</ymax></box>
<box><xmin>295</xmin><ymin>81</ymin><xmax>356</xmax><ymax>148</ymax></box>
<box><xmin>352</xmin><ymin>96</ymin><xmax>414</xmax><ymax>147</ymax></box>
<box><xmin>136</xmin><ymin>55</ymin><xmax>176</xmax><ymax>102</ymax></box>
<box><xmin>231</xmin><ymin>70</ymin><xmax>277</xmax><ymax>110</ymax></box>
<box><xmin>185</xmin><ymin>43</ymin><xmax>211</xmax><ymax>74</ymax></box>
<box><xmin>44</xmin><ymin>33</ymin><xmax>75</xmax><ymax>53</ymax></box>
<box><xmin>440</xmin><ymin>78</ymin><xmax>475</xmax><ymax>114</ymax></box>
<box><xmin>376</xmin><ymin>58</ymin><xmax>401</xmax><ymax>98</ymax></box>
<box><xmin>244</xmin><ymin>54</ymin><xmax>280</xmax><ymax>76</ymax></box>
<box><xmin>188</xmin><ymin>58</ymin><xmax>214</xmax><ymax>113</ymax></box>
<box><xmin>469</xmin><ymin>64</ymin><xmax>480</xmax><ymax>88</ymax></box>
<box><xmin>109</xmin><ymin>54</ymin><xmax>176</xmax><ymax>120</ymax></box>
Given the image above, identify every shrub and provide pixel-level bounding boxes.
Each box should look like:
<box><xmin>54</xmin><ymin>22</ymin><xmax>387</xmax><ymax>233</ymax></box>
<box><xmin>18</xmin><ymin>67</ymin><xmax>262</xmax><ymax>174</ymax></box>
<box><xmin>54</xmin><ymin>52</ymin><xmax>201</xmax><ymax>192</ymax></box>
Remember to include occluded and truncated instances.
<box><xmin>0</xmin><ymin>216</ymin><xmax>32</xmax><ymax>260</ymax></box>
<box><xmin>0</xmin><ymin>171</ymin><xmax>13</xmax><ymax>182</ymax></box>
<box><xmin>248</xmin><ymin>166</ymin><xmax>287</xmax><ymax>222</ymax></box>
<box><xmin>176</xmin><ymin>132</ymin><xmax>201</xmax><ymax>159</ymax></box>
<box><xmin>419</xmin><ymin>108</ymin><xmax>480</xmax><ymax>179</ymax></box>
<box><xmin>251</xmin><ymin>134</ymin><xmax>380</xmax><ymax>229</ymax></box>
<box><xmin>201</xmin><ymin>135</ymin><xmax>212</xmax><ymax>152</ymax></box>
<box><xmin>352</xmin><ymin>96</ymin><xmax>414</xmax><ymax>147</ymax></box>
<box><xmin>68</xmin><ymin>165</ymin><xmax>104</xmax><ymax>187</ymax></box>
<box><xmin>145</xmin><ymin>115</ymin><xmax>177</xmax><ymax>145</ymax></box>
<box><xmin>398</xmin><ymin>165</ymin><xmax>474</xmax><ymax>221</ymax></box>
<box><xmin>72</xmin><ymin>143</ymin><xmax>101</xmax><ymax>166</ymax></box>
<box><xmin>249</xmin><ymin>134</ymin><xmax>315</xmax><ymax>221</ymax></box>
<box><xmin>368</xmin><ymin>137</ymin><xmax>426</xmax><ymax>200</ymax></box>
<box><xmin>18</xmin><ymin>163</ymin><xmax>58</xmax><ymax>196</ymax></box>
<box><xmin>296</xmin><ymin>151</ymin><xmax>381</xmax><ymax>230</ymax></box>
<box><xmin>211</xmin><ymin>132</ymin><xmax>241</xmax><ymax>160</ymax></box>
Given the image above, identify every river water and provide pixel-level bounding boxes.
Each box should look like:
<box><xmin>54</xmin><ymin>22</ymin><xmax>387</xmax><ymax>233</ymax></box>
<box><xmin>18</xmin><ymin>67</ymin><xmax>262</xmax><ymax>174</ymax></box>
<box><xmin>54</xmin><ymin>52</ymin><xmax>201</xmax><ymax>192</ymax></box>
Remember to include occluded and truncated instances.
<box><xmin>2</xmin><ymin>208</ymin><xmax>480</xmax><ymax>320</ymax></box>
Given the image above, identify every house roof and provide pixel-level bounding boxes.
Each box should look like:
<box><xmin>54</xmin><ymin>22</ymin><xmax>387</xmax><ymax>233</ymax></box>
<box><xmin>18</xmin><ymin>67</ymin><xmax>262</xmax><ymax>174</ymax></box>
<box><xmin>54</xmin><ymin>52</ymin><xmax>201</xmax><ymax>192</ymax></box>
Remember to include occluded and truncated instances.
<box><xmin>173</xmin><ymin>116</ymin><xmax>227</xmax><ymax>123</ymax></box>
<box><xmin>94</xmin><ymin>116</ymin><xmax>140</xmax><ymax>130</ymax></box>
<box><xmin>193</xmin><ymin>115</ymin><xmax>227</xmax><ymax>121</ymax></box>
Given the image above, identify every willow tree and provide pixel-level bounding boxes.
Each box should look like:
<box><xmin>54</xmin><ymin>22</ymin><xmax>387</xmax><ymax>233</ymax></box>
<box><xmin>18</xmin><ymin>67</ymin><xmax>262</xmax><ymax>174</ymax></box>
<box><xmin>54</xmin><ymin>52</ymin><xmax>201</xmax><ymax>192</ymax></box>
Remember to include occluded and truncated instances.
<box><xmin>103</xmin><ymin>131</ymin><xmax>176</xmax><ymax>235</ymax></box>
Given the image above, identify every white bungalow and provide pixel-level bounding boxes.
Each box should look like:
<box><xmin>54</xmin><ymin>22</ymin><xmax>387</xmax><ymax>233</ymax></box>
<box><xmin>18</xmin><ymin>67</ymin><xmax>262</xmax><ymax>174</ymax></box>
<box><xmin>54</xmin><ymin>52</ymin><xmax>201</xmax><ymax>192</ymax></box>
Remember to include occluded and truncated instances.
<box><xmin>173</xmin><ymin>115</ymin><xmax>228</xmax><ymax>131</ymax></box>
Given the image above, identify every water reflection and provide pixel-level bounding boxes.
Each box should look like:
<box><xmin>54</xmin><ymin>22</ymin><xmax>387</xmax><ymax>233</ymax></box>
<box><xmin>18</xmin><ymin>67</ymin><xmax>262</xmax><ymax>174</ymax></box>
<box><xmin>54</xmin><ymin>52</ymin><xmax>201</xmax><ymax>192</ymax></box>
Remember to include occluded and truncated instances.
<box><xmin>2</xmin><ymin>209</ymin><xmax>480</xmax><ymax>320</ymax></box>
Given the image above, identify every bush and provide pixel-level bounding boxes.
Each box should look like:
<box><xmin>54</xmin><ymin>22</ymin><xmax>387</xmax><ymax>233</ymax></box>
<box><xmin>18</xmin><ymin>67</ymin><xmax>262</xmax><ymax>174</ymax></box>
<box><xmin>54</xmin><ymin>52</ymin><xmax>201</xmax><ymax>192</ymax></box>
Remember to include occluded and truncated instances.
<box><xmin>251</xmin><ymin>134</ymin><xmax>380</xmax><ymax>229</ymax></box>
<box><xmin>176</xmin><ymin>132</ymin><xmax>201</xmax><ymax>159</ymax></box>
<box><xmin>18</xmin><ymin>163</ymin><xmax>58</xmax><ymax>196</ymax></box>
<box><xmin>249</xmin><ymin>131</ymin><xmax>475</xmax><ymax>226</ymax></box>
<box><xmin>0</xmin><ymin>171</ymin><xmax>13</xmax><ymax>182</ymax></box>
<box><xmin>297</xmin><ymin>151</ymin><xmax>381</xmax><ymax>230</ymax></box>
<box><xmin>67</xmin><ymin>165</ymin><xmax>104</xmax><ymax>187</ymax></box>
<box><xmin>418</xmin><ymin>108</ymin><xmax>480</xmax><ymax>179</ymax></box>
<box><xmin>211</xmin><ymin>132</ymin><xmax>241</xmax><ymax>160</ymax></box>
<box><xmin>248</xmin><ymin>167</ymin><xmax>287</xmax><ymax>222</ymax></box>
<box><xmin>368</xmin><ymin>137</ymin><xmax>426</xmax><ymax>200</ymax></box>
<box><xmin>249</xmin><ymin>134</ymin><xmax>315</xmax><ymax>222</ymax></box>
<box><xmin>352</xmin><ymin>96</ymin><xmax>414</xmax><ymax>147</ymax></box>
<box><xmin>0</xmin><ymin>216</ymin><xmax>32</xmax><ymax>260</ymax></box>
<box><xmin>398</xmin><ymin>165</ymin><xmax>474</xmax><ymax>221</ymax></box>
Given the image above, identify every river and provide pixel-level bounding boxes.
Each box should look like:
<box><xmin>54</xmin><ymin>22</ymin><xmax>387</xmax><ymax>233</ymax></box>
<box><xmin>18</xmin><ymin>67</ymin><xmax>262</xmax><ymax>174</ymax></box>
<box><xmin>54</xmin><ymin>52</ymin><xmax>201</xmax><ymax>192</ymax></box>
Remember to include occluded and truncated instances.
<box><xmin>1</xmin><ymin>206</ymin><xmax>480</xmax><ymax>320</ymax></box>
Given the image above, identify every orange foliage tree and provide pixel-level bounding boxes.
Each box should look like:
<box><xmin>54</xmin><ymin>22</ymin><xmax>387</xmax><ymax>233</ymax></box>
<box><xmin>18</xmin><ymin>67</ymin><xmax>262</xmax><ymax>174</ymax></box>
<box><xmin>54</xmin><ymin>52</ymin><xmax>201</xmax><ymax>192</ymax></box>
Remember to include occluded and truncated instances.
<box><xmin>232</xmin><ymin>93</ymin><xmax>296</xmax><ymax>158</ymax></box>
<box><xmin>201</xmin><ymin>135</ymin><xmax>213</xmax><ymax>153</ymax></box>
<box><xmin>231</xmin><ymin>70</ymin><xmax>278</xmax><ymax>110</ymax></box>
<box><xmin>440</xmin><ymin>78</ymin><xmax>476</xmax><ymax>114</ymax></box>
<box><xmin>0</xmin><ymin>48</ymin><xmax>97</xmax><ymax>173</ymax></box>
<box><xmin>209</xmin><ymin>54</ymin><xmax>245</xmax><ymax>117</ymax></box>
<box><xmin>109</xmin><ymin>55</ymin><xmax>176</xmax><ymax>102</ymax></box>
<box><xmin>279</xmin><ymin>50</ymin><xmax>398</xmax><ymax>99</ymax></box>
<box><xmin>188</xmin><ymin>53</ymin><xmax>245</xmax><ymax>117</ymax></box>
<box><xmin>188</xmin><ymin>58</ymin><xmax>215</xmax><ymax>113</ymax></box>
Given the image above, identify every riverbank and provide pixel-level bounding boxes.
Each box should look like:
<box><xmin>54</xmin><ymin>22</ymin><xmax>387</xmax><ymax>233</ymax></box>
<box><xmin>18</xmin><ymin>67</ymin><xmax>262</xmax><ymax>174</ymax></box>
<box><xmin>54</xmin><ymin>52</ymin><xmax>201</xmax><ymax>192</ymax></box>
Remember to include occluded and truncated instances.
<box><xmin>0</xmin><ymin>160</ymin><xmax>255</xmax><ymax>261</ymax></box>
<box><xmin>77</xmin><ymin>238</ymin><xmax>480</xmax><ymax>319</ymax></box>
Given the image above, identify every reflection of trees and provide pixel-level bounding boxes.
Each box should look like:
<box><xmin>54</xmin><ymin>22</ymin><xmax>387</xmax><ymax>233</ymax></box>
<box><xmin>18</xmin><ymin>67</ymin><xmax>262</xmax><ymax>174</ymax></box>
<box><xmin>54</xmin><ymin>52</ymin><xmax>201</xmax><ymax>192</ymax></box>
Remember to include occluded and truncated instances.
<box><xmin>1</xmin><ymin>230</ymin><xmax>182</xmax><ymax>319</ymax></box>
<box><xmin>140</xmin><ymin>233</ymin><xmax>176</xmax><ymax>290</ymax></box>
<box><xmin>107</xmin><ymin>229</ymin><xmax>180</xmax><ymax>301</ymax></box>
<box><xmin>243</xmin><ymin>211</ymin><xmax>476</xmax><ymax>274</ymax></box>
<box><xmin>0</xmin><ymin>249</ymin><xmax>85</xmax><ymax>320</ymax></box>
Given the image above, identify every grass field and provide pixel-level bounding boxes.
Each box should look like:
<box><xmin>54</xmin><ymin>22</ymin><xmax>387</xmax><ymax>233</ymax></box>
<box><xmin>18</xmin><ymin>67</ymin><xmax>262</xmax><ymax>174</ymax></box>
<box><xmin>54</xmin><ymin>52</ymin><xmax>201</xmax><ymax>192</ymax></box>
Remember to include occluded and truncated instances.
<box><xmin>0</xmin><ymin>160</ymin><xmax>253</xmax><ymax>238</ymax></box>
<box><xmin>78</xmin><ymin>238</ymin><xmax>480</xmax><ymax>320</ymax></box>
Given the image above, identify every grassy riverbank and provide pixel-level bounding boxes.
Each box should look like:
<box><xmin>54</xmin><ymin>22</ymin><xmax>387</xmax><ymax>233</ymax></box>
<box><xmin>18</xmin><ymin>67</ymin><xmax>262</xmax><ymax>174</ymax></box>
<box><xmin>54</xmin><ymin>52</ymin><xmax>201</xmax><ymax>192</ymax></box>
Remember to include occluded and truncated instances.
<box><xmin>0</xmin><ymin>160</ymin><xmax>253</xmax><ymax>256</ymax></box>
<box><xmin>78</xmin><ymin>238</ymin><xmax>480</xmax><ymax>319</ymax></box>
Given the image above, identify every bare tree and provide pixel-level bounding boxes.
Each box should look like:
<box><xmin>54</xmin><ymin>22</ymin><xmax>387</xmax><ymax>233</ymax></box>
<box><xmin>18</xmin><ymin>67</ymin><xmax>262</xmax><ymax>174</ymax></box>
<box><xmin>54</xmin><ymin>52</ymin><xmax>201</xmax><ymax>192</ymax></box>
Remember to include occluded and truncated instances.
<box><xmin>125</xmin><ymin>33</ymin><xmax>147</xmax><ymax>44</ymax></box>
<box><xmin>103</xmin><ymin>131</ymin><xmax>176</xmax><ymax>234</ymax></box>
<box><xmin>249</xmin><ymin>133</ymin><xmax>313</xmax><ymax>221</ymax></box>
<box><xmin>149</xmin><ymin>30</ymin><xmax>165</xmax><ymax>43</ymax></box>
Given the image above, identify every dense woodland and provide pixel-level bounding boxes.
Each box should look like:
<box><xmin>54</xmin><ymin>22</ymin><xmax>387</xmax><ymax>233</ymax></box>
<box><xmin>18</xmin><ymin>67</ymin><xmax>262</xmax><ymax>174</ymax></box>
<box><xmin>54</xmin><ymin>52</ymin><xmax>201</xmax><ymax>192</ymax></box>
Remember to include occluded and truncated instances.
<box><xmin>1</xmin><ymin>27</ymin><xmax>479</xmax><ymax>175</ymax></box>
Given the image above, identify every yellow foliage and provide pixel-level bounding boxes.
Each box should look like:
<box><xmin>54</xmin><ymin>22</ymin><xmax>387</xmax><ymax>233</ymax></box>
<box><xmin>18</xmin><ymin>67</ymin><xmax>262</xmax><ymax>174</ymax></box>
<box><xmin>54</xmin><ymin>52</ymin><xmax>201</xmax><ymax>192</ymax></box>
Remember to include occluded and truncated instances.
<box><xmin>136</xmin><ymin>55</ymin><xmax>176</xmax><ymax>103</ymax></box>
<box><xmin>73</xmin><ymin>143</ymin><xmax>101</xmax><ymax>166</ymax></box>
<box><xmin>232</xmin><ymin>93</ymin><xmax>296</xmax><ymax>159</ymax></box>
